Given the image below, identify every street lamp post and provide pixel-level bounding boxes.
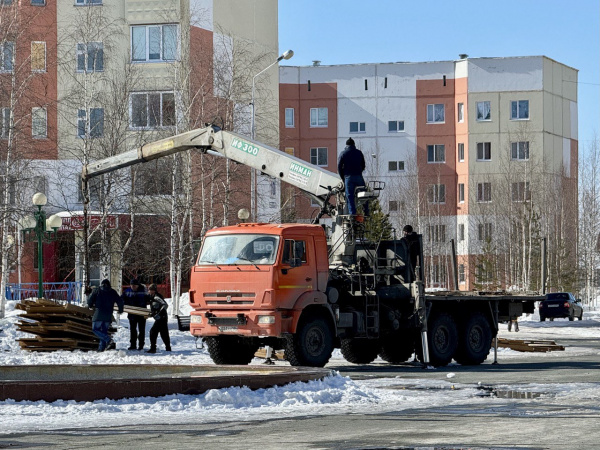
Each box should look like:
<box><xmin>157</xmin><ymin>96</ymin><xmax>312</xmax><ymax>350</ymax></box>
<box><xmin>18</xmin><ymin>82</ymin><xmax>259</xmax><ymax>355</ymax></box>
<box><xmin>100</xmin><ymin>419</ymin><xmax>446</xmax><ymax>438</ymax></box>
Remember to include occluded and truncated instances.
<box><xmin>20</xmin><ymin>193</ymin><xmax>62</xmax><ymax>299</ymax></box>
<box><xmin>250</xmin><ymin>49</ymin><xmax>294</xmax><ymax>221</ymax></box>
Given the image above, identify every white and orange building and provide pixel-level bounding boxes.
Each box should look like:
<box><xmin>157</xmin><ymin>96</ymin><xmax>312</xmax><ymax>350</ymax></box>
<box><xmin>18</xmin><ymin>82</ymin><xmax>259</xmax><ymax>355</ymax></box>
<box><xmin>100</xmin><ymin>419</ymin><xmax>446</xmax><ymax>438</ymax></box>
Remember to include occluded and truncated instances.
<box><xmin>280</xmin><ymin>56</ymin><xmax>578</xmax><ymax>290</ymax></box>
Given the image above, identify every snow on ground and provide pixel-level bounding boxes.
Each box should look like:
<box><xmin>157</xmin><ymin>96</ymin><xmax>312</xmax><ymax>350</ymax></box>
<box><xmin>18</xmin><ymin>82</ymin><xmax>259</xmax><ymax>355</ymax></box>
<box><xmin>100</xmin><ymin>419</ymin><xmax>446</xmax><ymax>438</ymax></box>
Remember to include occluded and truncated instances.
<box><xmin>0</xmin><ymin>298</ymin><xmax>599</xmax><ymax>433</ymax></box>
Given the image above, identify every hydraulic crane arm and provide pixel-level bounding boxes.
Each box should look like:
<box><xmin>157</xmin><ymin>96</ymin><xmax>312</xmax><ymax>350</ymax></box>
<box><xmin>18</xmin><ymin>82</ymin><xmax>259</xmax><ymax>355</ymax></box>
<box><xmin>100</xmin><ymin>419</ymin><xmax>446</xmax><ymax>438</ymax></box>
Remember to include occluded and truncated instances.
<box><xmin>82</xmin><ymin>125</ymin><xmax>344</xmax><ymax>209</ymax></box>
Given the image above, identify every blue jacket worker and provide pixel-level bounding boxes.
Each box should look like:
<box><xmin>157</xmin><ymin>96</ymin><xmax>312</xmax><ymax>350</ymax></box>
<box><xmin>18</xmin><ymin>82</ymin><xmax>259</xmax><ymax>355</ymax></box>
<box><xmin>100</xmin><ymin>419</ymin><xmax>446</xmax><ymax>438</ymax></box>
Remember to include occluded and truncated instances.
<box><xmin>122</xmin><ymin>278</ymin><xmax>148</xmax><ymax>350</ymax></box>
<box><xmin>338</xmin><ymin>138</ymin><xmax>368</xmax><ymax>216</ymax></box>
<box><xmin>146</xmin><ymin>284</ymin><xmax>171</xmax><ymax>353</ymax></box>
<box><xmin>87</xmin><ymin>279</ymin><xmax>124</xmax><ymax>352</ymax></box>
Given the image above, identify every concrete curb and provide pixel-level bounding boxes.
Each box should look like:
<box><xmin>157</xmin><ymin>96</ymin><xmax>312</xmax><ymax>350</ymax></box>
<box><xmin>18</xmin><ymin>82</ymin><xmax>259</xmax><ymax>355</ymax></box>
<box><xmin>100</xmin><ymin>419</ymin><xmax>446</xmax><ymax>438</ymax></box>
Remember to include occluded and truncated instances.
<box><xmin>0</xmin><ymin>364</ymin><xmax>332</xmax><ymax>402</ymax></box>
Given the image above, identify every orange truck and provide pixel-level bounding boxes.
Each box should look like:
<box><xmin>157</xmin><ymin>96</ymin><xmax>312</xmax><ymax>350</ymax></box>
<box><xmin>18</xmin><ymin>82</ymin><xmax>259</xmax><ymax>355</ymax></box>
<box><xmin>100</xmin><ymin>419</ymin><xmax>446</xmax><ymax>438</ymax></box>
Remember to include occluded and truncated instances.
<box><xmin>83</xmin><ymin>125</ymin><xmax>543</xmax><ymax>367</ymax></box>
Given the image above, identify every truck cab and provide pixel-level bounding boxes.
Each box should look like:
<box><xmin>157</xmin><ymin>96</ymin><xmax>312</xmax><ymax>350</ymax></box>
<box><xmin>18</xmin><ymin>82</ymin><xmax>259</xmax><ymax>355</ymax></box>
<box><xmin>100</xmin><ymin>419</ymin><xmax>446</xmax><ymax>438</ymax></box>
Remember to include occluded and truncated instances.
<box><xmin>189</xmin><ymin>223</ymin><xmax>331</xmax><ymax>342</ymax></box>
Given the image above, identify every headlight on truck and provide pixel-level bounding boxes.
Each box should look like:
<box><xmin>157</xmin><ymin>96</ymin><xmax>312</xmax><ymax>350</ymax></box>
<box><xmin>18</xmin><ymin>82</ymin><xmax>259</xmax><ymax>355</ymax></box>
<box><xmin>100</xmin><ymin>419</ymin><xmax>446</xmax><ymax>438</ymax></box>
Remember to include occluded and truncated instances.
<box><xmin>257</xmin><ymin>315</ymin><xmax>275</xmax><ymax>324</ymax></box>
<box><xmin>190</xmin><ymin>315</ymin><xmax>202</xmax><ymax>324</ymax></box>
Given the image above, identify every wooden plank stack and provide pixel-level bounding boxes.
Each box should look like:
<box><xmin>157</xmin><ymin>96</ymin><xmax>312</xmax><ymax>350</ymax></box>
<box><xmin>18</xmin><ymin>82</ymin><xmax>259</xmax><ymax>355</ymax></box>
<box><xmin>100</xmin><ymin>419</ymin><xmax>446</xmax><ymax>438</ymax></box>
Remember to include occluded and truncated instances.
<box><xmin>16</xmin><ymin>299</ymin><xmax>115</xmax><ymax>352</ymax></box>
<box><xmin>495</xmin><ymin>337</ymin><xmax>565</xmax><ymax>353</ymax></box>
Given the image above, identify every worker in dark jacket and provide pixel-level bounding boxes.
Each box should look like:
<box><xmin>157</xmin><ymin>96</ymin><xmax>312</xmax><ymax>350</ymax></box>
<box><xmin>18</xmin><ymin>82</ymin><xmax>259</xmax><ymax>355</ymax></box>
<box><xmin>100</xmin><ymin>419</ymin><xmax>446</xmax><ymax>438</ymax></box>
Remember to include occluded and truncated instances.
<box><xmin>337</xmin><ymin>138</ymin><xmax>368</xmax><ymax>216</ymax></box>
<box><xmin>401</xmin><ymin>225</ymin><xmax>420</xmax><ymax>282</ymax></box>
<box><xmin>146</xmin><ymin>284</ymin><xmax>171</xmax><ymax>353</ymax></box>
<box><xmin>122</xmin><ymin>278</ymin><xmax>148</xmax><ymax>350</ymax></box>
<box><xmin>87</xmin><ymin>279</ymin><xmax>124</xmax><ymax>352</ymax></box>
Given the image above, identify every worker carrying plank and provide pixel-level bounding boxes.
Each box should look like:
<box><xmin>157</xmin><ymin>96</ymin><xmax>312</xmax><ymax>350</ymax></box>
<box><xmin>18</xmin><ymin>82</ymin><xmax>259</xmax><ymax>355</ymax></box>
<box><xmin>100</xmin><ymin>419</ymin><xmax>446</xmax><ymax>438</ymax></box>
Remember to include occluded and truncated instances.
<box><xmin>87</xmin><ymin>279</ymin><xmax>124</xmax><ymax>352</ymax></box>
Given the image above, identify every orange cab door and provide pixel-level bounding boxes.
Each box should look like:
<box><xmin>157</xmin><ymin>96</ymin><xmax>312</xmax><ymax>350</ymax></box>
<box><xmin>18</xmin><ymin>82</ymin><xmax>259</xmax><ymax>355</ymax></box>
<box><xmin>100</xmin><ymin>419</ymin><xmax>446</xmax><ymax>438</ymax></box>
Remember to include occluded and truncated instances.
<box><xmin>276</xmin><ymin>236</ymin><xmax>317</xmax><ymax>308</ymax></box>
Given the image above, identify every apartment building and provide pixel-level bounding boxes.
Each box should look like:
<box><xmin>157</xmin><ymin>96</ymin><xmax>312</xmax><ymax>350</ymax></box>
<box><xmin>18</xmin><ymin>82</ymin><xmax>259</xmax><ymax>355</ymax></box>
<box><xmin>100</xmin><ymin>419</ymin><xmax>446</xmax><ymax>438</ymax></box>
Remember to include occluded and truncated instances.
<box><xmin>2</xmin><ymin>0</ymin><xmax>278</xmax><ymax>289</ymax></box>
<box><xmin>280</xmin><ymin>56</ymin><xmax>578</xmax><ymax>290</ymax></box>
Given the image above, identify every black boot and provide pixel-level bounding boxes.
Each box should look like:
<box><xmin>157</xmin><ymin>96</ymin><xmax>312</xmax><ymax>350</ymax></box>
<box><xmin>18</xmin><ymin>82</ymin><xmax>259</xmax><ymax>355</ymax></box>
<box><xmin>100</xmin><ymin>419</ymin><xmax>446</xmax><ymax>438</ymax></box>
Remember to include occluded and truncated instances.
<box><xmin>146</xmin><ymin>347</ymin><xmax>157</xmax><ymax>354</ymax></box>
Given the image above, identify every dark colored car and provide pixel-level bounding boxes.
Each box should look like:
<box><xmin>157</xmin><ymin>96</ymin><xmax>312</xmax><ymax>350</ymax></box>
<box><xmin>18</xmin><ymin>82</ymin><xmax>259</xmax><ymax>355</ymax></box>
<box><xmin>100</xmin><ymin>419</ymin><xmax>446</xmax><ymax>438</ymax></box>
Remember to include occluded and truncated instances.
<box><xmin>539</xmin><ymin>292</ymin><xmax>583</xmax><ymax>322</ymax></box>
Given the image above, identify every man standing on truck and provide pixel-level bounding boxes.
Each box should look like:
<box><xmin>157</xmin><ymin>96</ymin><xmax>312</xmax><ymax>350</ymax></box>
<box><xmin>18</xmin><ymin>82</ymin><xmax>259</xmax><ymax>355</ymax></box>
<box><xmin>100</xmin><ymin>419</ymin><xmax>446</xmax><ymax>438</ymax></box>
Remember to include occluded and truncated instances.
<box><xmin>338</xmin><ymin>138</ymin><xmax>368</xmax><ymax>216</ymax></box>
<box><xmin>122</xmin><ymin>278</ymin><xmax>148</xmax><ymax>350</ymax></box>
<box><xmin>401</xmin><ymin>225</ymin><xmax>420</xmax><ymax>282</ymax></box>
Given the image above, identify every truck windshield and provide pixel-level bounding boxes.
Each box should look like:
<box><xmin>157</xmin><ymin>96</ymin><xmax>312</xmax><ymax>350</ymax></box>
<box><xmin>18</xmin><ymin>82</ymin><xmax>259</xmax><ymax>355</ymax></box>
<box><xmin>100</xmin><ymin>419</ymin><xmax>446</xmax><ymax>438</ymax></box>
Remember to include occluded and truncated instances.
<box><xmin>197</xmin><ymin>234</ymin><xmax>279</xmax><ymax>266</ymax></box>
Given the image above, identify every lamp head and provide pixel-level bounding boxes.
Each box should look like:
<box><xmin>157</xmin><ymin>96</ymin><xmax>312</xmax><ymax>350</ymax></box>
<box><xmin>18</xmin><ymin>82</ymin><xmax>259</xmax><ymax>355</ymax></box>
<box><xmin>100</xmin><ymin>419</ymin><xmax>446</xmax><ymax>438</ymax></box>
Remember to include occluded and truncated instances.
<box><xmin>47</xmin><ymin>214</ymin><xmax>63</xmax><ymax>230</ymax></box>
<box><xmin>32</xmin><ymin>192</ymin><xmax>47</xmax><ymax>206</ymax></box>
<box><xmin>238</xmin><ymin>208</ymin><xmax>250</xmax><ymax>221</ymax></box>
<box><xmin>277</xmin><ymin>49</ymin><xmax>294</xmax><ymax>62</ymax></box>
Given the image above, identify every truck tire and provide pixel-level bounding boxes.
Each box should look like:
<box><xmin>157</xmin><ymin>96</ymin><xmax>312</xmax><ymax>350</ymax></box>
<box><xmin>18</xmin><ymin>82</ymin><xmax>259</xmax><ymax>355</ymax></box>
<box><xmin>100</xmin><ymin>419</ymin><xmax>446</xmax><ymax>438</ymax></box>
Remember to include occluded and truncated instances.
<box><xmin>379</xmin><ymin>331</ymin><xmax>416</xmax><ymax>364</ymax></box>
<box><xmin>340</xmin><ymin>338</ymin><xmax>380</xmax><ymax>364</ymax></box>
<box><xmin>420</xmin><ymin>313</ymin><xmax>458</xmax><ymax>367</ymax></box>
<box><xmin>206</xmin><ymin>336</ymin><xmax>258</xmax><ymax>365</ymax></box>
<box><xmin>540</xmin><ymin>315</ymin><xmax>546</xmax><ymax>322</ymax></box>
<box><xmin>286</xmin><ymin>314</ymin><xmax>334</xmax><ymax>367</ymax></box>
<box><xmin>569</xmin><ymin>311</ymin><xmax>574</xmax><ymax>321</ymax></box>
<box><xmin>455</xmin><ymin>312</ymin><xmax>492</xmax><ymax>365</ymax></box>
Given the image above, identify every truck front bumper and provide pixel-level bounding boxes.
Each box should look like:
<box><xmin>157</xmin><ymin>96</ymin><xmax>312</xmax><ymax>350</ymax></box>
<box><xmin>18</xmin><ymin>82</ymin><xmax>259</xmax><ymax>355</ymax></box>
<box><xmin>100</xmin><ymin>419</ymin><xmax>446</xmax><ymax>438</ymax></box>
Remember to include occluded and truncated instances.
<box><xmin>190</xmin><ymin>310</ymin><xmax>290</xmax><ymax>337</ymax></box>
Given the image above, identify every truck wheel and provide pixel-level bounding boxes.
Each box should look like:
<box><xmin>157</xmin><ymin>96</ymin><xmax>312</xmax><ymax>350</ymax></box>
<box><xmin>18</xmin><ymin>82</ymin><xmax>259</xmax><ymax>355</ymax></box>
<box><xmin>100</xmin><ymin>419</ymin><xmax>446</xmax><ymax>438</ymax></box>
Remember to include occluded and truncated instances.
<box><xmin>540</xmin><ymin>315</ymin><xmax>545</xmax><ymax>322</ymax></box>
<box><xmin>286</xmin><ymin>314</ymin><xmax>334</xmax><ymax>367</ymax></box>
<box><xmin>569</xmin><ymin>311</ymin><xmax>574</xmax><ymax>321</ymax></box>
<box><xmin>579</xmin><ymin>312</ymin><xmax>583</xmax><ymax>320</ymax></box>
<box><xmin>206</xmin><ymin>336</ymin><xmax>258</xmax><ymax>365</ymax></box>
<box><xmin>455</xmin><ymin>312</ymin><xmax>492</xmax><ymax>365</ymax></box>
<box><xmin>340</xmin><ymin>338</ymin><xmax>380</xmax><ymax>364</ymax></box>
<box><xmin>421</xmin><ymin>313</ymin><xmax>458</xmax><ymax>367</ymax></box>
<box><xmin>379</xmin><ymin>332</ymin><xmax>416</xmax><ymax>364</ymax></box>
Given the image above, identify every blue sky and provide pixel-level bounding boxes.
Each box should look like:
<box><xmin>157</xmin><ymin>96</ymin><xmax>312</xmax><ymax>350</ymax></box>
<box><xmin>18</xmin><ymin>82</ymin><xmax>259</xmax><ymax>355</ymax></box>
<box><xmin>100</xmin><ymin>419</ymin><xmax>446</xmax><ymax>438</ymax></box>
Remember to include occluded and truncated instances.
<box><xmin>279</xmin><ymin>0</ymin><xmax>599</xmax><ymax>148</ymax></box>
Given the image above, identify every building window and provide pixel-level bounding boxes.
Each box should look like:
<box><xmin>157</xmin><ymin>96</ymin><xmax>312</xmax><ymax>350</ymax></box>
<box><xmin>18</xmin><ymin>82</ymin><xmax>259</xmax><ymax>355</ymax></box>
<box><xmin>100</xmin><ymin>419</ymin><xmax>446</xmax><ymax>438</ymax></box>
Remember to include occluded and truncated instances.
<box><xmin>457</xmin><ymin>103</ymin><xmax>464</xmax><ymax>123</ymax></box>
<box><xmin>388</xmin><ymin>160</ymin><xmax>405</xmax><ymax>172</ymax></box>
<box><xmin>511</xmin><ymin>181</ymin><xmax>531</xmax><ymax>202</ymax></box>
<box><xmin>477</xmin><ymin>182</ymin><xmax>492</xmax><ymax>202</ymax></box>
<box><xmin>270</xmin><ymin>180</ymin><xmax>276</xmax><ymax>197</ymax></box>
<box><xmin>349</xmin><ymin>121</ymin><xmax>365</xmax><ymax>133</ymax></box>
<box><xmin>0</xmin><ymin>42</ymin><xmax>14</xmax><ymax>72</ymax></box>
<box><xmin>31</xmin><ymin>0</ymin><xmax>46</xmax><ymax>4</ymax></box>
<box><xmin>427</xmin><ymin>104</ymin><xmax>445</xmax><ymax>123</ymax></box>
<box><xmin>78</xmin><ymin>108</ymin><xmax>104</xmax><ymax>138</ymax></box>
<box><xmin>130</xmin><ymin>92</ymin><xmax>176</xmax><ymax>129</ymax></box>
<box><xmin>478</xmin><ymin>223</ymin><xmax>493</xmax><ymax>241</ymax></box>
<box><xmin>310</xmin><ymin>108</ymin><xmax>328</xmax><ymax>127</ymax></box>
<box><xmin>458</xmin><ymin>183</ymin><xmax>464</xmax><ymax>203</ymax></box>
<box><xmin>389</xmin><ymin>200</ymin><xmax>398</xmax><ymax>211</ymax></box>
<box><xmin>458</xmin><ymin>223</ymin><xmax>465</xmax><ymax>242</ymax></box>
<box><xmin>458</xmin><ymin>264</ymin><xmax>465</xmax><ymax>283</ymax></box>
<box><xmin>75</xmin><ymin>0</ymin><xmax>102</xmax><ymax>4</ymax></box>
<box><xmin>284</xmin><ymin>108</ymin><xmax>294</xmax><ymax>128</ymax></box>
<box><xmin>458</xmin><ymin>143</ymin><xmax>465</xmax><ymax>162</ymax></box>
<box><xmin>476</xmin><ymin>142</ymin><xmax>491</xmax><ymax>161</ymax></box>
<box><xmin>388</xmin><ymin>120</ymin><xmax>405</xmax><ymax>132</ymax></box>
<box><xmin>32</xmin><ymin>107</ymin><xmax>47</xmax><ymax>138</ymax></box>
<box><xmin>77</xmin><ymin>42</ymin><xmax>103</xmax><ymax>72</ymax></box>
<box><xmin>427</xmin><ymin>144</ymin><xmax>445</xmax><ymax>163</ymax></box>
<box><xmin>427</xmin><ymin>184</ymin><xmax>446</xmax><ymax>204</ymax></box>
<box><xmin>430</xmin><ymin>264</ymin><xmax>447</xmax><ymax>284</ymax></box>
<box><xmin>511</xmin><ymin>100</ymin><xmax>529</xmax><ymax>120</ymax></box>
<box><xmin>428</xmin><ymin>225</ymin><xmax>446</xmax><ymax>242</ymax></box>
<box><xmin>511</xmin><ymin>141</ymin><xmax>529</xmax><ymax>160</ymax></box>
<box><xmin>476</xmin><ymin>101</ymin><xmax>491</xmax><ymax>121</ymax></box>
<box><xmin>31</xmin><ymin>42</ymin><xmax>46</xmax><ymax>71</ymax></box>
<box><xmin>1</xmin><ymin>108</ymin><xmax>10</xmax><ymax>138</ymax></box>
<box><xmin>131</xmin><ymin>24</ymin><xmax>178</xmax><ymax>62</ymax></box>
<box><xmin>7</xmin><ymin>175</ymin><xmax>16</xmax><ymax>205</ymax></box>
<box><xmin>310</xmin><ymin>147</ymin><xmax>328</xmax><ymax>167</ymax></box>
<box><xmin>33</xmin><ymin>176</ymin><xmax>47</xmax><ymax>195</ymax></box>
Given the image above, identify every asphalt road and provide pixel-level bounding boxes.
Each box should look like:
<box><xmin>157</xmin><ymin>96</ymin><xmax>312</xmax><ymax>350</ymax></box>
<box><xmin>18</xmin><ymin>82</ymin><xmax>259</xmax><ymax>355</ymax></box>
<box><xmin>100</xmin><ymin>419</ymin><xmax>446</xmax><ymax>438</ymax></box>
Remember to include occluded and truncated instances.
<box><xmin>2</xmin><ymin>335</ymin><xmax>600</xmax><ymax>449</ymax></box>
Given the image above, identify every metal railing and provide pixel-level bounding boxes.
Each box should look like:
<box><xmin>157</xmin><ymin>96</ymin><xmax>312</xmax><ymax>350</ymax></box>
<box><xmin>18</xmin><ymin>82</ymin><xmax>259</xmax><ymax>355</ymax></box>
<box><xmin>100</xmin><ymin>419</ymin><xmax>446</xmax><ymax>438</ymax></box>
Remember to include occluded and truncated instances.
<box><xmin>5</xmin><ymin>282</ymin><xmax>83</xmax><ymax>304</ymax></box>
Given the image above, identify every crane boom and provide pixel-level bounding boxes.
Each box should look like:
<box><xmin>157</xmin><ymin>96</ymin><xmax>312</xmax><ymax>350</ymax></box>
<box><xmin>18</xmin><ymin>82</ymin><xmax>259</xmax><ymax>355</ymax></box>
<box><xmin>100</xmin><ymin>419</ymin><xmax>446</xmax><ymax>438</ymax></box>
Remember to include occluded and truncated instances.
<box><xmin>82</xmin><ymin>125</ymin><xmax>344</xmax><ymax>206</ymax></box>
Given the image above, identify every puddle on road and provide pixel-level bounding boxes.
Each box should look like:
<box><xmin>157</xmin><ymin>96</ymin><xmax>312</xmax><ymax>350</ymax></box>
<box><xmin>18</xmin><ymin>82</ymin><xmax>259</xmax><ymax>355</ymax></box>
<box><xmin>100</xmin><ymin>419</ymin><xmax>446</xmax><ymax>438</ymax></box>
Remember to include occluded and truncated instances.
<box><xmin>379</xmin><ymin>383</ymin><xmax>549</xmax><ymax>400</ymax></box>
<box><xmin>476</xmin><ymin>385</ymin><xmax>547</xmax><ymax>399</ymax></box>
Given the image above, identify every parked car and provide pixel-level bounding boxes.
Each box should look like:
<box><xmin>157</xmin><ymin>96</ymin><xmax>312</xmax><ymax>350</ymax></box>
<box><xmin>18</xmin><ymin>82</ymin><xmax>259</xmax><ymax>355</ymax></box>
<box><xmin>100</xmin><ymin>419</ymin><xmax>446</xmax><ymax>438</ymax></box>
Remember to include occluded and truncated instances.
<box><xmin>539</xmin><ymin>292</ymin><xmax>583</xmax><ymax>322</ymax></box>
